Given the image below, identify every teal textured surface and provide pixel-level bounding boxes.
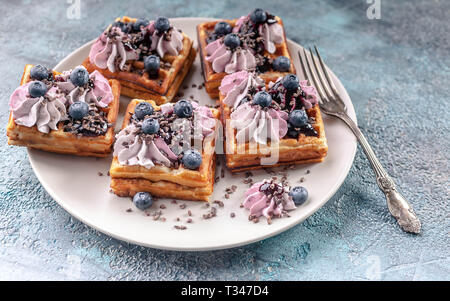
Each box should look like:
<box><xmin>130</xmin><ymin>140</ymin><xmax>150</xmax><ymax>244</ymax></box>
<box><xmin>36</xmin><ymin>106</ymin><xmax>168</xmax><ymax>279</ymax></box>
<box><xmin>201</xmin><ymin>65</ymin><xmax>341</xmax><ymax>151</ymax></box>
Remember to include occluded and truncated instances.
<box><xmin>0</xmin><ymin>0</ymin><xmax>449</xmax><ymax>280</ymax></box>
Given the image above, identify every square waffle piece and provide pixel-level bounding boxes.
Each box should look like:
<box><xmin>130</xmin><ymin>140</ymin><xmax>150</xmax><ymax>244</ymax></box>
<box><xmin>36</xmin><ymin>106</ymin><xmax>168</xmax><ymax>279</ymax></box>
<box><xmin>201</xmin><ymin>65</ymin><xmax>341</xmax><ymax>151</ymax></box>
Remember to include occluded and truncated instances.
<box><xmin>7</xmin><ymin>64</ymin><xmax>120</xmax><ymax>157</ymax></box>
<box><xmin>83</xmin><ymin>16</ymin><xmax>196</xmax><ymax>105</ymax></box>
<box><xmin>197</xmin><ymin>9</ymin><xmax>296</xmax><ymax>98</ymax></box>
<box><xmin>110</xmin><ymin>99</ymin><xmax>220</xmax><ymax>202</ymax></box>
<box><xmin>219</xmin><ymin>71</ymin><xmax>327</xmax><ymax>172</ymax></box>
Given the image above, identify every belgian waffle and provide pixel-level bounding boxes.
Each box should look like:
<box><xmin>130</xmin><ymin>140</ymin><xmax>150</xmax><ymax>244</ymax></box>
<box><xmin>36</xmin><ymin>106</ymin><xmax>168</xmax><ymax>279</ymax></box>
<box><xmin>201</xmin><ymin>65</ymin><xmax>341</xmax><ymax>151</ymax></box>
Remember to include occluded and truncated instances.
<box><xmin>6</xmin><ymin>64</ymin><xmax>120</xmax><ymax>157</ymax></box>
<box><xmin>109</xmin><ymin>99</ymin><xmax>220</xmax><ymax>201</ymax></box>
<box><xmin>197</xmin><ymin>16</ymin><xmax>296</xmax><ymax>98</ymax></box>
<box><xmin>83</xmin><ymin>16</ymin><xmax>196</xmax><ymax>105</ymax></box>
<box><xmin>220</xmin><ymin>91</ymin><xmax>328</xmax><ymax>173</ymax></box>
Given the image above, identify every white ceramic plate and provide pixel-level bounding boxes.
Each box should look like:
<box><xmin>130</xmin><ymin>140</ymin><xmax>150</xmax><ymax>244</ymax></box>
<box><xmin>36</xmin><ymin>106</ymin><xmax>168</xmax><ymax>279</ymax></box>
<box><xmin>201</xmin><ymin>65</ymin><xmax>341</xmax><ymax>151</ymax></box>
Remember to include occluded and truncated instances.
<box><xmin>27</xmin><ymin>18</ymin><xmax>357</xmax><ymax>251</ymax></box>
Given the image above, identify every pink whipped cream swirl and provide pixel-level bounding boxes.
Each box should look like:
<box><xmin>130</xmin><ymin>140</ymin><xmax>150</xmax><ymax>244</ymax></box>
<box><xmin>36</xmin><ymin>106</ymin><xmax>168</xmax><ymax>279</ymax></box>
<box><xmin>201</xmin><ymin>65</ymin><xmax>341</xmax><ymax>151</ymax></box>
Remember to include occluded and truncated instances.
<box><xmin>233</xmin><ymin>15</ymin><xmax>284</xmax><ymax>54</ymax></box>
<box><xmin>205</xmin><ymin>38</ymin><xmax>256</xmax><ymax>74</ymax></box>
<box><xmin>113</xmin><ymin>123</ymin><xmax>178</xmax><ymax>169</ymax></box>
<box><xmin>159</xmin><ymin>102</ymin><xmax>216</xmax><ymax>156</ymax></box>
<box><xmin>55</xmin><ymin>69</ymin><xmax>113</xmax><ymax>108</ymax></box>
<box><xmin>243</xmin><ymin>180</ymin><xmax>296</xmax><ymax>220</ymax></box>
<box><xmin>269</xmin><ymin>78</ymin><xmax>319</xmax><ymax>109</ymax></box>
<box><xmin>258</xmin><ymin>22</ymin><xmax>283</xmax><ymax>54</ymax></box>
<box><xmin>89</xmin><ymin>26</ymin><xmax>139</xmax><ymax>73</ymax></box>
<box><xmin>219</xmin><ymin>71</ymin><xmax>264</xmax><ymax>109</ymax></box>
<box><xmin>147</xmin><ymin>21</ymin><xmax>184</xmax><ymax>58</ymax></box>
<box><xmin>231</xmin><ymin>102</ymin><xmax>288</xmax><ymax>145</ymax></box>
<box><xmin>160</xmin><ymin>101</ymin><xmax>216</xmax><ymax>137</ymax></box>
<box><xmin>10</xmin><ymin>82</ymin><xmax>67</xmax><ymax>134</ymax></box>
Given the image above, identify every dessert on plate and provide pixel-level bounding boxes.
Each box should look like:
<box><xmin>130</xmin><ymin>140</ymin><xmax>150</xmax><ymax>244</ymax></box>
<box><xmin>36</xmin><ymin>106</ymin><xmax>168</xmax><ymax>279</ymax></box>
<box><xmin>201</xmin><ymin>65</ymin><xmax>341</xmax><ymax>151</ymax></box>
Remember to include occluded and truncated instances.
<box><xmin>243</xmin><ymin>179</ymin><xmax>308</xmax><ymax>224</ymax></box>
<box><xmin>109</xmin><ymin>99</ymin><xmax>220</xmax><ymax>201</ymax></box>
<box><xmin>219</xmin><ymin>70</ymin><xmax>327</xmax><ymax>172</ymax></box>
<box><xmin>244</xmin><ymin>179</ymin><xmax>296</xmax><ymax>223</ymax></box>
<box><xmin>83</xmin><ymin>16</ymin><xmax>196</xmax><ymax>104</ymax></box>
<box><xmin>197</xmin><ymin>8</ymin><xmax>295</xmax><ymax>98</ymax></box>
<box><xmin>6</xmin><ymin>64</ymin><xmax>120</xmax><ymax>157</ymax></box>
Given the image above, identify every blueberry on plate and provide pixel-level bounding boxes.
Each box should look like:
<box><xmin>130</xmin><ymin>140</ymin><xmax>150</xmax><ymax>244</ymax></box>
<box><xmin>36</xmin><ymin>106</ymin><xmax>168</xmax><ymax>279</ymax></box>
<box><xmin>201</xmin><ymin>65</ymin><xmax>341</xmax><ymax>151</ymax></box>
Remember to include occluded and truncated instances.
<box><xmin>133</xmin><ymin>18</ymin><xmax>149</xmax><ymax>31</ymax></box>
<box><xmin>70</xmin><ymin>66</ymin><xmax>89</xmax><ymax>87</ymax></box>
<box><xmin>250</xmin><ymin>8</ymin><xmax>267</xmax><ymax>24</ymax></box>
<box><xmin>133</xmin><ymin>192</ymin><xmax>153</xmax><ymax>210</ymax></box>
<box><xmin>252</xmin><ymin>91</ymin><xmax>272</xmax><ymax>107</ymax></box>
<box><xmin>144</xmin><ymin>55</ymin><xmax>160</xmax><ymax>76</ymax></box>
<box><xmin>173</xmin><ymin>100</ymin><xmax>193</xmax><ymax>118</ymax></box>
<box><xmin>182</xmin><ymin>149</ymin><xmax>202</xmax><ymax>170</ymax></box>
<box><xmin>289</xmin><ymin>186</ymin><xmax>308</xmax><ymax>205</ymax></box>
<box><xmin>273</xmin><ymin>56</ymin><xmax>291</xmax><ymax>72</ymax></box>
<box><xmin>223</xmin><ymin>33</ymin><xmax>240</xmax><ymax>49</ymax></box>
<box><xmin>134</xmin><ymin>102</ymin><xmax>154</xmax><ymax>120</ymax></box>
<box><xmin>30</xmin><ymin>65</ymin><xmax>50</xmax><ymax>80</ymax></box>
<box><xmin>214</xmin><ymin>21</ymin><xmax>232</xmax><ymax>35</ymax></box>
<box><xmin>289</xmin><ymin>109</ymin><xmax>308</xmax><ymax>127</ymax></box>
<box><xmin>141</xmin><ymin>118</ymin><xmax>160</xmax><ymax>135</ymax></box>
<box><xmin>281</xmin><ymin>74</ymin><xmax>299</xmax><ymax>91</ymax></box>
<box><xmin>155</xmin><ymin>16</ymin><xmax>170</xmax><ymax>32</ymax></box>
<box><xmin>69</xmin><ymin>101</ymin><xmax>89</xmax><ymax>120</ymax></box>
<box><xmin>28</xmin><ymin>81</ymin><xmax>47</xmax><ymax>98</ymax></box>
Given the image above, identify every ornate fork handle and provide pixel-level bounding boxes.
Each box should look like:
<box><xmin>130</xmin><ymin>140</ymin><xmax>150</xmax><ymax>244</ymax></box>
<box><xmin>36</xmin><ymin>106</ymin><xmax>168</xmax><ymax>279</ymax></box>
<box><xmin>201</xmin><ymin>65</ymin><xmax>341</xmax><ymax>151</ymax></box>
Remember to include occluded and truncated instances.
<box><xmin>332</xmin><ymin>112</ymin><xmax>421</xmax><ymax>234</ymax></box>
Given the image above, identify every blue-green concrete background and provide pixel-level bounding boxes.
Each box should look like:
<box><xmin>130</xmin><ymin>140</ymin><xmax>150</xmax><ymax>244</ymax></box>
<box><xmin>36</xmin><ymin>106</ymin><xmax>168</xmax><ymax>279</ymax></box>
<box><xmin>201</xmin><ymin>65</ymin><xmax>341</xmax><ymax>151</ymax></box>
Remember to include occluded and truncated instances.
<box><xmin>0</xmin><ymin>0</ymin><xmax>448</xmax><ymax>280</ymax></box>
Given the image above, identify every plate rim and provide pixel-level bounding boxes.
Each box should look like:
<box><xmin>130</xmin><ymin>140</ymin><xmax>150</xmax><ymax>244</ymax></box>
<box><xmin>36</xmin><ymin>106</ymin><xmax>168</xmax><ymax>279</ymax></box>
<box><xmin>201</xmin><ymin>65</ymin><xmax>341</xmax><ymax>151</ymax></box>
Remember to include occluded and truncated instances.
<box><xmin>27</xmin><ymin>17</ymin><xmax>357</xmax><ymax>251</ymax></box>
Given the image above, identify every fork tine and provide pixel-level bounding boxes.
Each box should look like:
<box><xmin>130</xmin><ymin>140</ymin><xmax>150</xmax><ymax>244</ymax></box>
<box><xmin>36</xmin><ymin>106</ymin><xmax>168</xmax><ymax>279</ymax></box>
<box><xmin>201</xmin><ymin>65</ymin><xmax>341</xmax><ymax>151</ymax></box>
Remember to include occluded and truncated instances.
<box><xmin>302</xmin><ymin>48</ymin><xmax>327</xmax><ymax>101</ymax></box>
<box><xmin>313</xmin><ymin>45</ymin><xmax>339</xmax><ymax>96</ymax></box>
<box><xmin>309</xmin><ymin>47</ymin><xmax>335</xmax><ymax>100</ymax></box>
<box><xmin>298</xmin><ymin>50</ymin><xmax>323</xmax><ymax>104</ymax></box>
<box><xmin>298</xmin><ymin>50</ymin><xmax>310</xmax><ymax>83</ymax></box>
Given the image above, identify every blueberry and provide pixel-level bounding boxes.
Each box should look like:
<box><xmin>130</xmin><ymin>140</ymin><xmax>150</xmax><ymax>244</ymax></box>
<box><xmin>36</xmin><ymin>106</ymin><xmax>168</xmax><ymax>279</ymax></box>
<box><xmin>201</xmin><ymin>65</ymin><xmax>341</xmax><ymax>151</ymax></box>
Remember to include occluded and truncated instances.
<box><xmin>133</xmin><ymin>192</ymin><xmax>153</xmax><ymax>210</ymax></box>
<box><xmin>133</xmin><ymin>18</ymin><xmax>149</xmax><ymax>31</ymax></box>
<box><xmin>134</xmin><ymin>102</ymin><xmax>154</xmax><ymax>120</ymax></box>
<box><xmin>289</xmin><ymin>186</ymin><xmax>308</xmax><ymax>205</ymax></box>
<box><xmin>70</xmin><ymin>66</ymin><xmax>89</xmax><ymax>87</ymax></box>
<box><xmin>289</xmin><ymin>109</ymin><xmax>308</xmax><ymax>127</ymax></box>
<box><xmin>273</xmin><ymin>56</ymin><xmax>291</xmax><ymax>72</ymax></box>
<box><xmin>182</xmin><ymin>149</ymin><xmax>202</xmax><ymax>170</ymax></box>
<box><xmin>287</xmin><ymin>124</ymin><xmax>299</xmax><ymax>138</ymax></box>
<box><xmin>155</xmin><ymin>16</ymin><xmax>170</xmax><ymax>32</ymax></box>
<box><xmin>30</xmin><ymin>65</ymin><xmax>50</xmax><ymax>80</ymax></box>
<box><xmin>214</xmin><ymin>21</ymin><xmax>232</xmax><ymax>35</ymax></box>
<box><xmin>144</xmin><ymin>55</ymin><xmax>160</xmax><ymax>76</ymax></box>
<box><xmin>223</xmin><ymin>33</ymin><xmax>240</xmax><ymax>49</ymax></box>
<box><xmin>69</xmin><ymin>101</ymin><xmax>89</xmax><ymax>120</ymax></box>
<box><xmin>300</xmin><ymin>123</ymin><xmax>318</xmax><ymax>137</ymax></box>
<box><xmin>252</xmin><ymin>91</ymin><xmax>272</xmax><ymax>107</ymax></box>
<box><xmin>173</xmin><ymin>100</ymin><xmax>193</xmax><ymax>118</ymax></box>
<box><xmin>281</xmin><ymin>74</ymin><xmax>299</xmax><ymax>91</ymax></box>
<box><xmin>141</xmin><ymin>118</ymin><xmax>160</xmax><ymax>135</ymax></box>
<box><xmin>250</xmin><ymin>8</ymin><xmax>267</xmax><ymax>24</ymax></box>
<box><xmin>28</xmin><ymin>81</ymin><xmax>47</xmax><ymax>98</ymax></box>
<box><xmin>112</xmin><ymin>21</ymin><xmax>128</xmax><ymax>33</ymax></box>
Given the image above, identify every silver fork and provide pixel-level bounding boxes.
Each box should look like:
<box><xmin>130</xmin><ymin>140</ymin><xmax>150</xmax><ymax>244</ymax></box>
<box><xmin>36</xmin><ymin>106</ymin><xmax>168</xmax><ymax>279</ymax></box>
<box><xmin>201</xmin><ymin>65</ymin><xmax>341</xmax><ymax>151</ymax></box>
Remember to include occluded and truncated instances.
<box><xmin>298</xmin><ymin>46</ymin><xmax>421</xmax><ymax>234</ymax></box>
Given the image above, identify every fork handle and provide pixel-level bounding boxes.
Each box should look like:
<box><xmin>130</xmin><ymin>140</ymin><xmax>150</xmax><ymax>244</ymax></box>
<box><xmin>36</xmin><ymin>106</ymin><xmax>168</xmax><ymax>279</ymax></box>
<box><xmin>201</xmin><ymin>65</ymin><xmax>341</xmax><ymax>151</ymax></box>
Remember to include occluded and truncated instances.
<box><xmin>335</xmin><ymin>112</ymin><xmax>421</xmax><ymax>234</ymax></box>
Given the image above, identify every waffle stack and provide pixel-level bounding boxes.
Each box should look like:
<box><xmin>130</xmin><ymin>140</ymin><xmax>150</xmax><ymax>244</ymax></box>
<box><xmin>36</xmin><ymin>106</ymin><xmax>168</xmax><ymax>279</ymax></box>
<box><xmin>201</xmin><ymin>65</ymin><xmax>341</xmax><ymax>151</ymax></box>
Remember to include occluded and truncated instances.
<box><xmin>220</xmin><ymin>93</ymin><xmax>328</xmax><ymax>172</ymax></box>
<box><xmin>197</xmin><ymin>16</ymin><xmax>296</xmax><ymax>98</ymax></box>
<box><xmin>83</xmin><ymin>16</ymin><xmax>196</xmax><ymax>105</ymax></box>
<box><xmin>109</xmin><ymin>99</ymin><xmax>220</xmax><ymax>201</ymax></box>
